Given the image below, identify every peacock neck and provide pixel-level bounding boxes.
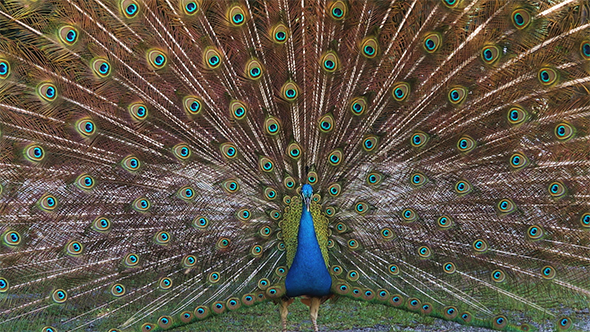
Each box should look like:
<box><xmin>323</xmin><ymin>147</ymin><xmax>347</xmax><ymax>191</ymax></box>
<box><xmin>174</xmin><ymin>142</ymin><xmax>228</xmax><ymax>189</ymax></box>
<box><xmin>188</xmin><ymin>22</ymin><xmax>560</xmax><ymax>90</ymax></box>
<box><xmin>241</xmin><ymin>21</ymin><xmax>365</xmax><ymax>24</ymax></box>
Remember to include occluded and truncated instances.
<box><xmin>284</xmin><ymin>205</ymin><xmax>332</xmax><ymax>297</ymax></box>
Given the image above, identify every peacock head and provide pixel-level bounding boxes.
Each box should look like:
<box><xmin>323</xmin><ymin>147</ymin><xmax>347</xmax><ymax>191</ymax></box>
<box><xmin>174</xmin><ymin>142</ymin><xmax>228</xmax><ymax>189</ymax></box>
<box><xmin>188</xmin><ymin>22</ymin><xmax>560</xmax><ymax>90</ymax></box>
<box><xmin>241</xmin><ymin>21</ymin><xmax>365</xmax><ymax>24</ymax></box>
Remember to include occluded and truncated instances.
<box><xmin>301</xmin><ymin>184</ymin><xmax>313</xmax><ymax>211</ymax></box>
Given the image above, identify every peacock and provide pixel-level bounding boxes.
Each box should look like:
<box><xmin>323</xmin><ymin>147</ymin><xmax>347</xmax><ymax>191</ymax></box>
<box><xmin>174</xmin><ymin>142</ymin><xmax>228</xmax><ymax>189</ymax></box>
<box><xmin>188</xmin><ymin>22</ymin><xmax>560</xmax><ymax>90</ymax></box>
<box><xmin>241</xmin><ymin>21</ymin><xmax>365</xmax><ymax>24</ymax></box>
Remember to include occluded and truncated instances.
<box><xmin>1</xmin><ymin>0</ymin><xmax>590</xmax><ymax>331</ymax></box>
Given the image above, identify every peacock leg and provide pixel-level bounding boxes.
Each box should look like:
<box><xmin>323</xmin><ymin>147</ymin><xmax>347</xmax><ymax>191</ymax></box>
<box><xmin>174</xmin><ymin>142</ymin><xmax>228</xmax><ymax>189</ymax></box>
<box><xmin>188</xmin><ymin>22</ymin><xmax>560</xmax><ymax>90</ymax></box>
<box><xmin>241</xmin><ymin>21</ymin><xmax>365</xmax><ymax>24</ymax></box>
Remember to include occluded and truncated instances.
<box><xmin>309</xmin><ymin>296</ymin><xmax>321</xmax><ymax>332</ymax></box>
<box><xmin>278</xmin><ymin>297</ymin><xmax>294</xmax><ymax>332</ymax></box>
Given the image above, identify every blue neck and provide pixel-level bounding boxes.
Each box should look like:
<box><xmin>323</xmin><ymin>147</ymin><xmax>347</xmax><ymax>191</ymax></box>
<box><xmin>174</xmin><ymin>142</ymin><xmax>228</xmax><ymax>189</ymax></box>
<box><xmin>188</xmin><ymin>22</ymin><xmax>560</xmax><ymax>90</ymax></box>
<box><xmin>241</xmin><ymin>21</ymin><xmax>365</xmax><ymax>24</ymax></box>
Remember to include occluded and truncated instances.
<box><xmin>284</xmin><ymin>206</ymin><xmax>332</xmax><ymax>297</ymax></box>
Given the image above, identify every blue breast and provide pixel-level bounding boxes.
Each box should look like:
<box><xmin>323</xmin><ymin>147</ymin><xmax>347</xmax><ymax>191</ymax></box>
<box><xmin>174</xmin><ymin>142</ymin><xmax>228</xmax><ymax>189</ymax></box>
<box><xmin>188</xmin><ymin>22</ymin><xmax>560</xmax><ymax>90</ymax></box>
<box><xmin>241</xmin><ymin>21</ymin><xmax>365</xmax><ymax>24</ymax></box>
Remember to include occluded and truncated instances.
<box><xmin>285</xmin><ymin>207</ymin><xmax>332</xmax><ymax>297</ymax></box>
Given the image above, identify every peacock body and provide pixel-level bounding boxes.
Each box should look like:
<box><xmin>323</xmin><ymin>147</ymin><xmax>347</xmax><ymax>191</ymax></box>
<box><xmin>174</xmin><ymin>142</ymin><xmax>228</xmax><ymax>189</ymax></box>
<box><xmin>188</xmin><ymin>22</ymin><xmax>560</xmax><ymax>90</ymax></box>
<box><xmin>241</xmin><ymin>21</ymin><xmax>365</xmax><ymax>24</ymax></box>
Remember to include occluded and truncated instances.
<box><xmin>0</xmin><ymin>0</ymin><xmax>590</xmax><ymax>331</ymax></box>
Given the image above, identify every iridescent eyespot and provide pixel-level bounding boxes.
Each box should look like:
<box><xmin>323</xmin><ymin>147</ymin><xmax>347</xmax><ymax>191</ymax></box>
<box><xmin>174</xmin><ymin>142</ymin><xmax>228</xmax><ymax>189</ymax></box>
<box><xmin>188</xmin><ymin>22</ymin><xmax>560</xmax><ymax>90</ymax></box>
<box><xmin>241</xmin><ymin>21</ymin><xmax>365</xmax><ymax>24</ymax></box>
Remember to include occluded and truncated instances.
<box><xmin>423</xmin><ymin>32</ymin><xmax>442</xmax><ymax>53</ymax></box>
<box><xmin>491</xmin><ymin>269</ymin><xmax>506</xmax><ymax>282</ymax></box>
<box><xmin>121</xmin><ymin>0</ymin><xmax>139</xmax><ymax>18</ymax></box>
<box><xmin>401</xmin><ymin>208</ymin><xmax>417</xmax><ymax>223</ymax></box>
<box><xmin>287</xmin><ymin>142</ymin><xmax>302</xmax><ymax>160</ymax></box>
<box><xmin>308</xmin><ymin>171</ymin><xmax>318</xmax><ymax>184</ymax></box>
<box><xmin>392</xmin><ymin>82</ymin><xmax>410</xmax><ymax>102</ymax></box>
<box><xmin>321</xmin><ymin>51</ymin><xmax>340</xmax><ymax>72</ymax></box>
<box><xmin>327</xmin><ymin>149</ymin><xmax>342</xmax><ymax>166</ymax></box>
<box><xmin>580</xmin><ymin>213</ymin><xmax>590</xmax><ymax>229</ymax></box>
<box><xmin>410</xmin><ymin>131</ymin><xmax>429</xmax><ymax>148</ymax></box>
<box><xmin>183</xmin><ymin>96</ymin><xmax>203</xmax><ymax>115</ymax></box>
<box><xmin>228</xmin><ymin>5</ymin><xmax>247</xmax><ymax>27</ymax></box>
<box><xmin>355</xmin><ymin>201</ymin><xmax>368</xmax><ymax>214</ymax></box>
<box><xmin>121</xmin><ymin>155</ymin><xmax>140</xmax><ymax>172</ymax></box>
<box><xmin>407</xmin><ymin>298</ymin><xmax>421</xmax><ymax>311</ymax></box>
<box><xmin>457</xmin><ymin>135</ymin><xmax>476</xmax><ymax>153</ymax></box>
<box><xmin>38</xmin><ymin>82</ymin><xmax>57</xmax><ymax>102</ymax></box>
<box><xmin>266</xmin><ymin>286</ymin><xmax>284</xmax><ymax>298</ymax></box>
<box><xmin>331</xmin><ymin>265</ymin><xmax>343</xmax><ymax>276</ymax></box>
<box><xmin>283</xmin><ymin>176</ymin><xmax>296</xmax><ymax>190</ymax></box>
<box><xmin>437</xmin><ymin>215</ymin><xmax>453</xmax><ymax>229</ymax></box>
<box><xmin>361</xmin><ymin>37</ymin><xmax>379</xmax><ymax>58</ymax></box>
<box><xmin>172</xmin><ymin>143</ymin><xmax>191</xmax><ymax>160</ymax></box>
<box><xmin>375</xmin><ymin>289</ymin><xmax>389</xmax><ymax>301</ymax></box>
<box><xmin>132</xmin><ymin>197</ymin><xmax>151</xmax><ymax>212</ymax></box>
<box><xmin>271</xmin><ymin>210</ymin><xmax>281</xmax><ymax>219</ymax></box>
<box><xmin>442</xmin><ymin>0</ymin><xmax>460</xmax><ymax>8</ymax></box>
<box><xmin>421</xmin><ymin>303</ymin><xmax>433</xmax><ymax>315</ymax></box>
<box><xmin>92</xmin><ymin>217</ymin><xmax>111</xmax><ymax>232</ymax></box>
<box><xmin>281</xmin><ymin>81</ymin><xmax>299</xmax><ymax>101</ymax></box>
<box><xmin>229</xmin><ymin>100</ymin><xmax>248</xmax><ymax>120</ymax></box>
<box><xmin>39</xmin><ymin>194</ymin><xmax>58</xmax><ymax>211</ymax></box>
<box><xmin>182</xmin><ymin>254</ymin><xmax>197</xmax><ymax>267</ymax></box>
<box><xmin>203</xmin><ymin>47</ymin><xmax>222</xmax><ymax>69</ymax></box>
<box><xmin>366</xmin><ymin>172</ymin><xmax>383</xmax><ymax>185</ymax></box>
<box><xmin>216</xmin><ymin>237</ymin><xmax>230</xmax><ymax>251</ymax></box>
<box><xmin>417</xmin><ymin>245</ymin><xmax>431</xmax><ymax>258</ymax></box>
<box><xmin>124</xmin><ymin>253</ymin><xmax>139</xmax><ymax>267</ymax></box>
<box><xmin>363</xmin><ymin>289</ymin><xmax>375</xmax><ymax>301</ymax></box>
<box><xmin>527</xmin><ymin>225</ymin><xmax>544</xmax><ymax>240</ymax></box>
<box><xmin>181</xmin><ymin>0</ymin><xmax>200</xmax><ymax>15</ymax></box>
<box><xmin>0</xmin><ymin>59</ymin><xmax>9</xmax><ymax>79</ymax></box>
<box><xmin>220</xmin><ymin>142</ymin><xmax>238</xmax><ymax>159</ymax></box>
<box><xmin>409</xmin><ymin>172</ymin><xmax>427</xmax><ymax>187</ymax></box>
<box><xmin>557</xmin><ymin>317</ymin><xmax>572</xmax><ymax>330</ymax></box>
<box><xmin>350</xmin><ymin>97</ymin><xmax>367</xmax><ymax>115</ymax></box>
<box><xmin>335</xmin><ymin>222</ymin><xmax>347</xmax><ymax>233</ymax></box>
<box><xmin>454</xmin><ymin>180</ymin><xmax>472</xmax><ymax>195</ymax></box>
<box><xmin>542</xmin><ymin>264</ymin><xmax>557</xmax><ymax>278</ymax></box>
<box><xmin>265</xmin><ymin>117</ymin><xmax>281</xmax><ymax>135</ymax></box>
<box><xmin>347</xmin><ymin>270</ymin><xmax>360</xmax><ymax>281</ymax></box>
<box><xmin>548</xmin><ymin>181</ymin><xmax>567</xmax><ymax>198</ymax></box>
<box><xmin>91</xmin><ymin>58</ymin><xmax>111</xmax><ymax>77</ymax></box>
<box><xmin>271</xmin><ymin>23</ymin><xmax>289</xmax><ymax>44</ymax></box>
<box><xmin>538</xmin><ymin>68</ymin><xmax>558</xmax><ymax>86</ymax></box>
<box><xmin>275</xmin><ymin>266</ymin><xmax>287</xmax><ymax>277</ymax></box>
<box><xmin>481</xmin><ymin>45</ymin><xmax>500</xmax><ymax>64</ymax></box>
<box><xmin>3</xmin><ymin>230</ymin><xmax>21</xmax><ymax>246</ymax></box>
<box><xmin>158</xmin><ymin>315</ymin><xmax>173</xmax><ymax>328</ymax></box>
<box><xmin>390</xmin><ymin>294</ymin><xmax>404</xmax><ymax>307</ymax></box>
<box><xmin>328</xmin><ymin>183</ymin><xmax>341</xmax><ymax>197</ymax></box>
<box><xmin>264</xmin><ymin>187</ymin><xmax>277</xmax><ymax>200</ymax></box>
<box><xmin>444</xmin><ymin>306</ymin><xmax>458</xmax><ymax>320</ymax></box>
<box><xmin>259</xmin><ymin>156</ymin><xmax>274</xmax><ymax>172</ymax></box>
<box><xmin>509</xmin><ymin>152</ymin><xmax>528</xmax><ymax>169</ymax></box>
<box><xmin>496</xmin><ymin>198</ymin><xmax>516</xmax><ymax>214</ymax></box>
<box><xmin>347</xmin><ymin>239</ymin><xmax>360</xmax><ymax>250</ymax></box>
<box><xmin>75</xmin><ymin>174</ymin><xmax>95</xmax><ymax>191</ymax></box>
<box><xmin>318</xmin><ymin>114</ymin><xmax>334</xmax><ymax>133</ymax></box>
<box><xmin>193</xmin><ymin>216</ymin><xmax>209</xmax><ymax>229</ymax></box>
<box><xmin>155</xmin><ymin>231</ymin><xmax>171</xmax><ymax>245</ymax></box>
<box><xmin>362</xmin><ymin>135</ymin><xmax>378</xmax><ymax>152</ymax></box>
<box><xmin>24</xmin><ymin>144</ymin><xmax>45</xmax><ymax>162</ymax></box>
<box><xmin>245</xmin><ymin>58</ymin><xmax>263</xmax><ymax>80</ymax></box>
<box><xmin>75</xmin><ymin>118</ymin><xmax>96</xmax><ymax>137</ymax></box>
<box><xmin>176</xmin><ymin>186</ymin><xmax>195</xmax><ymax>200</ymax></box>
<box><xmin>472</xmin><ymin>239</ymin><xmax>488</xmax><ymax>253</ymax></box>
<box><xmin>0</xmin><ymin>277</ymin><xmax>8</xmax><ymax>292</ymax></box>
<box><xmin>58</xmin><ymin>26</ymin><xmax>78</xmax><ymax>45</ymax></box>
<box><xmin>581</xmin><ymin>41</ymin><xmax>590</xmax><ymax>60</ymax></box>
<box><xmin>52</xmin><ymin>289</ymin><xmax>68</xmax><ymax>303</ymax></box>
<box><xmin>159</xmin><ymin>278</ymin><xmax>173</xmax><ymax>290</ymax></box>
<box><xmin>179</xmin><ymin>311</ymin><xmax>193</xmax><ymax>324</ymax></box>
<box><xmin>236</xmin><ymin>208</ymin><xmax>251</xmax><ymax>222</ymax></box>
<box><xmin>511</xmin><ymin>9</ymin><xmax>531</xmax><ymax>29</ymax></box>
<box><xmin>226</xmin><ymin>297</ymin><xmax>241</xmax><ymax>311</ymax></box>
<box><xmin>249</xmin><ymin>244</ymin><xmax>263</xmax><ymax>257</ymax></box>
<box><xmin>194</xmin><ymin>305</ymin><xmax>210</xmax><ymax>319</ymax></box>
<box><xmin>111</xmin><ymin>283</ymin><xmax>126</xmax><ymax>296</ymax></box>
<box><xmin>554</xmin><ymin>123</ymin><xmax>574</xmax><ymax>141</ymax></box>
<box><xmin>242</xmin><ymin>294</ymin><xmax>255</xmax><ymax>306</ymax></box>
<box><xmin>507</xmin><ymin>106</ymin><xmax>528</xmax><ymax>125</ymax></box>
<box><xmin>328</xmin><ymin>0</ymin><xmax>347</xmax><ymax>20</ymax></box>
<box><xmin>380</xmin><ymin>228</ymin><xmax>393</xmax><ymax>239</ymax></box>
<box><xmin>128</xmin><ymin>102</ymin><xmax>148</xmax><ymax>121</ymax></box>
<box><xmin>448</xmin><ymin>86</ymin><xmax>467</xmax><ymax>104</ymax></box>
<box><xmin>443</xmin><ymin>262</ymin><xmax>456</xmax><ymax>274</ymax></box>
<box><xmin>257</xmin><ymin>278</ymin><xmax>270</xmax><ymax>290</ymax></box>
<box><xmin>493</xmin><ymin>315</ymin><xmax>508</xmax><ymax>329</ymax></box>
<box><xmin>325</xmin><ymin>206</ymin><xmax>336</xmax><ymax>216</ymax></box>
<box><xmin>460</xmin><ymin>312</ymin><xmax>472</xmax><ymax>323</ymax></box>
<box><xmin>312</xmin><ymin>193</ymin><xmax>321</xmax><ymax>203</ymax></box>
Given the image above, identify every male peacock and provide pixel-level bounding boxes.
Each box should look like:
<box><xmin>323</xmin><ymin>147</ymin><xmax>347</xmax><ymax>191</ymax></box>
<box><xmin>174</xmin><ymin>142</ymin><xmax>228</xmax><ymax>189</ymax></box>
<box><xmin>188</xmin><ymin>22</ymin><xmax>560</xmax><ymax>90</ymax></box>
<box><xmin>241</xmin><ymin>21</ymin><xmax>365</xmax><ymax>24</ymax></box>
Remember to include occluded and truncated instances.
<box><xmin>0</xmin><ymin>0</ymin><xmax>590</xmax><ymax>331</ymax></box>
